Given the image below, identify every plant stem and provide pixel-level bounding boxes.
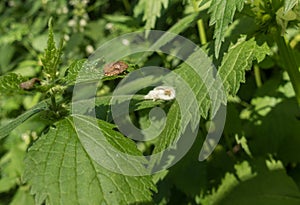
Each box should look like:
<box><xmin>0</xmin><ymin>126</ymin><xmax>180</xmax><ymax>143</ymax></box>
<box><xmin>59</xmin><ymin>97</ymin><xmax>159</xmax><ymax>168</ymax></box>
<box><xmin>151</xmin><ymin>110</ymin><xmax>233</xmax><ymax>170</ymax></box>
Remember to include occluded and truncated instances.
<box><xmin>197</xmin><ymin>20</ymin><xmax>207</xmax><ymax>44</ymax></box>
<box><xmin>50</xmin><ymin>94</ymin><xmax>57</xmax><ymax>111</ymax></box>
<box><xmin>122</xmin><ymin>0</ymin><xmax>131</xmax><ymax>14</ymax></box>
<box><xmin>275</xmin><ymin>33</ymin><xmax>300</xmax><ymax>106</ymax></box>
<box><xmin>254</xmin><ymin>64</ymin><xmax>262</xmax><ymax>87</ymax></box>
<box><xmin>192</xmin><ymin>0</ymin><xmax>207</xmax><ymax>45</ymax></box>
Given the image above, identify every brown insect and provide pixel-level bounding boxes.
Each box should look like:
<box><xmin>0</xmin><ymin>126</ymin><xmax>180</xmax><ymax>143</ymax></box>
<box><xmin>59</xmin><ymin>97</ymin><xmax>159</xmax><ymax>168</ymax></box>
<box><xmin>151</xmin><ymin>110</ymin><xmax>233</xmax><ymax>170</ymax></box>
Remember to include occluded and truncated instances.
<box><xmin>103</xmin><ymin>61</ymin><xmax>128</xmax><ymax>76</ymax></box>
<box><xmin>19</xmin><ymin>78</ymin><xmax>40</xmax><ymax>90</ymax></box>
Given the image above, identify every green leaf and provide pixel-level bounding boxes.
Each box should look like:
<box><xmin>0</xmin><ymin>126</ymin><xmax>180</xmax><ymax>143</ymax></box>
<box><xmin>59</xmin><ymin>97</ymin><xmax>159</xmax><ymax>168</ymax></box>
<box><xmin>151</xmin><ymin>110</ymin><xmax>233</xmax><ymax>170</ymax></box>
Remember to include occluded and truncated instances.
<box><xmin>0</xmin><ymin>23</ymin><xmax>29</xmax><ymax>45</ymax></box>
<box><xmin>0</xmin><ymin>73</ymin><xmax>26</xmax><ymax>95</ymax></box>
<box><xmin>148</xmin><ymin>75</ymin><xmax>205</xmax><ymax>166</ymax></box>
<box><xmin>0</xmin><ymin>101</ymin><xmax>48</xmax><ymax>140</ymax></box>
<box><xmin>276</xmin><ymin>7</ymin><xmax>298</xmax><ymax>34</ymax></box>
<box><xmin>151</xmin><ymin>102</ymin><xmax>182</xmax><ymax>155</ymax></box>
<box><xmin>209</xmin><ymin>0</ymin><xmax>245</xmax><ymax>58</ymax></box>
<box><xmin>0</xmin><ymin>133</ymin><xmax>29</xmax><ymax>193</ymax></box>
<box><xmin>220</xmin><ymin>170</ymin><xmax>300</xmax><ymax>205</ymax></box>
<box><xmin>134</xmin><ymin>12</ymin><xmax>200</xmax><ymax>61</ymax></box>
<box><xmin>174</xmin><ymin>63</ymin><xmax>211</xmax><ymax>119</ymax></box>
<box><xmin>64</xmin><ymin>59</ymin><xmax>86</xmax><ymax>85</ymax></box>
<box><xmin>168</xmin><ymin>13</ymin><xmax>199</xmax><ymax>34</ymax></box>
<box><xmin>10</xmin><ymin>187</ymin><xmax>35</xmax><ymax>205</ymax></box>
<box><xmin>41</xmin><ymin>18</ymin><xmax>63</xmax><ymax>80</ymax></box>
<box><xmin>235</xmin><ymin>135</ymin><xmax>252</xmax><ymax>158</ymax></box>
<box><xmin>134</xmin><ymin>0</ymin><xmax>168</xmax><ymax>30</ymax></box>
<box><xmin>0</xmin><ymin>44</ymin><xmax>15</xmax><ymax>73</ymax></box>
<box><xmin>174</xmin><ymin>51</ymin><xmax>227</xmax><ymax>119</ymax></box>
<box><xmin>218</xmin><ymin>37</ymin><xmax>270</xmax><ymax>96</ymax></box>
<box><xmin>0</xmin><ymin>177</ymin><xmax>16</xmax><ymax>193</ymax></box>
<box><xmin>198</xmin><ymin>161</ymin><xmax>254</xmax><ymax>204</ymax></box>
<box><xmin>67</xmin><ymin>59</ymin><xmax>105</xmax><ymax>84</ymax></box>
<box><xmin>245</xmin><ymin>97</ymin><xmax>300</xmax><ymax>163</ymax></box>
<box><xmin>147</xmin><ymin>37</ymin><xmax>269</xmax><ymax>160</ymax></box>
<box><xmin>284</xmin><ymin>0</ymin><xmax>298</xmax><ymax>13</ymax></box>
<box><xmin>146</xmin><ymin>12</ymin><xmax>200</xmax><ymax>50</ymax></box>
<box><xmin>199</xmin><ymin>160</ymin><xmax>300</xmax><ymax>205</ymax></box>
<box><xmin>24</xmin><ymin>116</ymin><xmax>156</xmax><ymax>205</ymax></box>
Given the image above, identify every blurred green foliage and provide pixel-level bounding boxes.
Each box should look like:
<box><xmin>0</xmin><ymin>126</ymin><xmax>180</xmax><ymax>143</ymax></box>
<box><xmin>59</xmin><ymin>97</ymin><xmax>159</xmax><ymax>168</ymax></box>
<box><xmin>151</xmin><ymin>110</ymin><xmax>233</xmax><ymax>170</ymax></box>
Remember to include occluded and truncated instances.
<box><xmin>1</xmin><ymin>0</ymin><xmax>300</xmax><ymax>204</ymax></box>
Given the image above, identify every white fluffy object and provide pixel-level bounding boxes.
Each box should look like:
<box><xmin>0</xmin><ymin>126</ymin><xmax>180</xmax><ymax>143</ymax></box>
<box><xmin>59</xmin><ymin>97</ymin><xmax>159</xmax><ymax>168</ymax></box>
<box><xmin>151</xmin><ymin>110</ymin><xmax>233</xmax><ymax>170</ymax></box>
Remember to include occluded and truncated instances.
<box><xmin>144</xmin><ymin>86</ymin><xmax>176</xmax><ymax>101</ymax></box>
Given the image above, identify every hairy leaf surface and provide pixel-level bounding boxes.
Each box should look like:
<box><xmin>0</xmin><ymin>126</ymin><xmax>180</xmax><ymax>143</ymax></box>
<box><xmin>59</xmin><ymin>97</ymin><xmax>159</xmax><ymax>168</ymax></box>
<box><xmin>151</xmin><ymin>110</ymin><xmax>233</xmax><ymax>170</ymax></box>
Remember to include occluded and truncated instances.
<box><xmin>24</xmin><ymin>116</ymin><xmax>156</xmax><ymax>205</ymax></box>
<box><xmin>134</xmin><ymin>0</ymin><xmax>168</xmax><ymax>30</ymax></box>
<box><xmin>219</xmin><ymin>37</ymin><xmax>270</xmax><ymax>95</ymax></box>
<box><xmin>209</xmin><ymin>0</ymin><xmax>245</xmax><ymax>58</ymax></box>
<box><xmin>284</xmin><ymin>0</ymin><xmax>299</xmax><ymax>13</ymax></box>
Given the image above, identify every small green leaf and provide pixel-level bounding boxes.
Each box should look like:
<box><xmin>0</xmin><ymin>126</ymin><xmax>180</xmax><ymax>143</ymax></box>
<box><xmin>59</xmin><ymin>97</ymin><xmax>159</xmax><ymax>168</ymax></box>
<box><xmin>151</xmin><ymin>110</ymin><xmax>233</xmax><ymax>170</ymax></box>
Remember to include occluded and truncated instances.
<box><xmin>41</xmin><ymin>18</ymin><xmax>63</xmax><ymax>80</ymax></box>
<box><xmin>67</xmin><ymin>60</ymin><xmax>105</xmax><ymax>84</ymax></box>
<box><xmin>276</xmin><ymin>7</ymin><xmax>298</xmax><ymax>34</ymax></box>
<box><xmin>284</xmin><ymin>0</ymin><xmax>298</xmax><ymax>14</ymax></box>
<box><xmin>64</xmin><ymin>59</ymin><xmax>86</xmax><ymax>85</ymax></box>
<box><xmin>168</xmin><ymin>13</ymin><xmax>199</xmax><ymax>34</ymax></box>
<box><xmin>0</xmin><ymin>101</ymin><xmax>48</xmax><ymax>140</ymax></box>
<box><xmin>24</xmin><ymin>116</ymin><xmax>156</xmax><ymax>205</ymax></box>
<box><xmin>235</xmin><ymin>135</ymin><xmax>252</xmax><ymax>157</ymax></box>
<box><xmin>218</xmin><ymin>37</ymin><xmax>270</xmax><ymax>96</ymax></box>
<box><xmin>135</xmin><ymin>13</ymin><xmax>201</xmax><ymax>61</ymax></box>
<box><xmin>0</xmin><ymin>73</ymin><xmax>26</xmax><ymax>95</ymax></box>
<box><xmin>209</xmin><ymin>0</ymin><xmax>245</xmax><ymax>58</ymax></box>
<box><xmin>134</xmin><ymin>0</ymin><xmax>168</xmax><ymax>30</ymax></box>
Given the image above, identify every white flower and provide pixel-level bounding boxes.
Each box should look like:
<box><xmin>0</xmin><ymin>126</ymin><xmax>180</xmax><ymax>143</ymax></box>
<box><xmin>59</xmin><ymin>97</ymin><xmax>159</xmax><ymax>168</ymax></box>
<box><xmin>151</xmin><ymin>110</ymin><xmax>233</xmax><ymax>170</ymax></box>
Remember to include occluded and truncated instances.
<box><xmin>62</xmin><ymin>6</ymin><xmax>69</xmax><ymax>14</ymax></box>
<box><xmin>144</xmin><ymin>86</ymin><xmax>176</xmax><ymax>101</ymax></box>
<box><xmin>64</xmin><ymin>34</ymin><xmax>70</xmax><ymax>41</ymax></box>
<box><xmin>82</xmin><ymin>0</ymin><xmax>89</xmax><ymax>5</ymax></box>
<box><xmin>68</xmin><ymin>19</ymin><xmax>76</xmax><ymax>27</ymax></box>
<box><xmin>105</xmin><ymin>23</ymin><xmax>114</xmax><ymax>30</ymax></box>
<box><xmin>86</xmin><ymin>45</ymin><xmax>94</xmax><ymax>54</ymax></box>
<box><xmin>79</xmin><ymin>19</ymin><xmax>87</xmax><ymax>27</ymax></box>
<box><xmin>8</xmin><ymin>0</ymin><xmax>15</xmax><ymax>7</ymax></box>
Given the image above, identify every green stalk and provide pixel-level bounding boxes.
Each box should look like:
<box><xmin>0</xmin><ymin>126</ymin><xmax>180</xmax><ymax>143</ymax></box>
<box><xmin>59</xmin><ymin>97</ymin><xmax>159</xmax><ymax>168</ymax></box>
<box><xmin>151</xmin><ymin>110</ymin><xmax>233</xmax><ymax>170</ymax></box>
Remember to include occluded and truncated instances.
<box><xmin>122</xmin><ymin>0</ymin><xmax>131</xmax><ymax>14</ymax></box>
<box><xmin>192</xmin><ymin>0</ymin><xmax>207</xmax><ymax>45</ymax></box>
<box><xmin>275</xmin><ymin>33</ymin><xmax>300</xmax><ymax>106</ymax></box>
<box><xmin>50</xmin><ymin>94</ymin><xmax>57</xmax><ymax>111</ymax></box>
<box><xmin>197</xmin><ymin>20</ymin><xmax>207</xmax><ymax>44</ymax></box>
<box><xmin>254</xmin><ymin>64</ymin><xmax>262</xmax><ymax>87</ymax></box>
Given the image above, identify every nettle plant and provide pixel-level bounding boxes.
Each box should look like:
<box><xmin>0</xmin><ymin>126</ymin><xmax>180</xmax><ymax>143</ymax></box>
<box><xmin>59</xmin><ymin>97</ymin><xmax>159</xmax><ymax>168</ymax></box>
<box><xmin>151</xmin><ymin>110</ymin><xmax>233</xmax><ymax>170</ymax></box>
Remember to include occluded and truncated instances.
<box><xmin>1</xmin><ymin>0</ymin><xmax>300</xmax><ymax>204</ymax></box>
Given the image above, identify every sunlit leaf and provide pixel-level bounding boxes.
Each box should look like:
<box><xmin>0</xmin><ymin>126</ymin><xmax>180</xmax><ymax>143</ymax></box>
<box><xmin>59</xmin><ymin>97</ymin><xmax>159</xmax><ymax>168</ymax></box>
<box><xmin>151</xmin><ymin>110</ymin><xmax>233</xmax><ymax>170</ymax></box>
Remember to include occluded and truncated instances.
<box><xmin>134</xmin><ymin>0</ymin><xmax>168</xmax><ymax>30</ymax></box>
<box><xmin>219</xmin><ymin>37</ymin><xmax>270</xmax><ymax>95</ymax></box>
<box><xmin>209</xmin><ymin>0</ymin><xmax>245</xmax><ymax>58</ymax></box>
